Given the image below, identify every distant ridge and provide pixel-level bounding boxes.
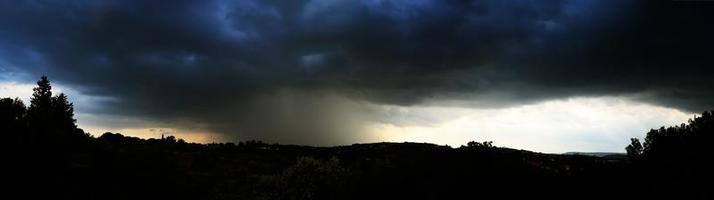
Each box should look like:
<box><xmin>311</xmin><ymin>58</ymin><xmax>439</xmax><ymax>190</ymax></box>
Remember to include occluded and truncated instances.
<box><xmin>563</xmin><ymin>152</ymin><xmax>626</xmax><ymax>158</ymax></box>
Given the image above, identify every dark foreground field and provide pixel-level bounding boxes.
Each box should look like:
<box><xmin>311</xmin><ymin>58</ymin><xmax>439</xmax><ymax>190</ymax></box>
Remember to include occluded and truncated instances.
<box><xmin>11</xmin><ymin>137</ymin><xmax>640</xmax><ymax>200</ymax></box>
<box><xmin>9</xmin><ymin>134</ymin><xmax>712</xmax><ymax>200</ymax></box>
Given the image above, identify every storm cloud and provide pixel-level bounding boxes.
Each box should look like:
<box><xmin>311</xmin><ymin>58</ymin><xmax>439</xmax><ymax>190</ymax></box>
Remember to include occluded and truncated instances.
<box><xmin>1</xmin><ymin>0</ymin><xmax>713</xmax><ymax>145</ymax></box>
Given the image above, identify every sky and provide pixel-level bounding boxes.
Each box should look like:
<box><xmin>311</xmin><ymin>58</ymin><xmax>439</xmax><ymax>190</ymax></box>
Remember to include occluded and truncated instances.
<box><xmin>1</xmin><ymin>0</ymin><xmax>712</xmax><ymax>153</ymax></box>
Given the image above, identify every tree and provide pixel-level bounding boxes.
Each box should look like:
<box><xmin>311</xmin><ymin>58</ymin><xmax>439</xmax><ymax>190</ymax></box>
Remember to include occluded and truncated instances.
<box><xmin>625</xmin><ymin>110</ymin><xmax>714</xmax><ymax>198</ymax></box>
<box><xmin>1</xmin><ymin>98</ymin><xmax>27</xmax><ymax>144</ymax></box>
<box><xmin>0</xmin><ymin>98</ymin><xmax>26</xmax><ymax>125</ymax></box>
<box><xmin>626</xmin><ymin>110</ymin><xmax>714</xmax><ymax>174</ymax></box>
<box><xmin>634</xmin><ymin>111</ymin><xmax>714</xmax><ymax>159</ymax></box>
<box><xmin>165</xmin><ymin>135</ymin><xmax>177</xmax><ymax>143</ymax></box>
<box><xmin>51</xmin><ymin>93</ymin><xmax>78</xmax><ymax>131</ymax></box>
<box><xmin>27</xmin><ymin>76</ymin><xmax>53</xmax><ymax>143</ymax></box>
<box><xmin>25</xmin><ymin>76</ymin><xmax>86</xmax><ymax>147</ymax></box>
<box><xmin>625</xmin><ymin>138</ymin><xmax>643</xmax><ymax>159</ymax></box>
<box><xmin>462</xmin><ymin>140</ymin><xmax>494</xmax><ymax>149</ymax></box>
<box><xmin>29</xmin><ymin>76</ymin><xmax>52</xmax><ymax>113</ymax></box>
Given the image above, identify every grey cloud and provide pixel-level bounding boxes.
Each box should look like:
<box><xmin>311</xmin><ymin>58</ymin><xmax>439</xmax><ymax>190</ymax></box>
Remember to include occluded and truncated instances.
<box><xmin>1</xmin><ymin>0</ymin><xmax>713</xmax><ymax>144</ymax></box>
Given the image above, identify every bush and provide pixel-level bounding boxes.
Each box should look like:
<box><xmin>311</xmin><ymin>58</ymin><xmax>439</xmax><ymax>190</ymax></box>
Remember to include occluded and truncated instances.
<box><xmin>263</xmin><ymin>156</ymin><xmax>351</xmax><ymax>200</ymax></box>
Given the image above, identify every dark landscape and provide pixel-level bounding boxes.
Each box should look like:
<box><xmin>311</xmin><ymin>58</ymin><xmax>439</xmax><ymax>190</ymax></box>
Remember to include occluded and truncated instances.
<box><xmin>3</xmin><ymin>0</ymin><xmax>714</xmax><ymax>199</ymax></box>
<box><xmin>4</xmin><ymin>77</ymin><xmax>714</xmax><ymax>199</ymax></box>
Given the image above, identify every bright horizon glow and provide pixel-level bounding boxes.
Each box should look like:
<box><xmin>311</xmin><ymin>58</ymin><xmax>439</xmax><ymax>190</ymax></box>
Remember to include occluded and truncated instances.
<box><xmin>368</xmin><ymin>97</ymin><xmax>693</xmax><ymax>153</ymax></box>
<box><xmin>81</xmin><ymin>126</ymin><xmax>225</xmax><ymax>144</ymax></box>
<box><xmin>0</xmin><ymin>81</ymin><xmax>34</xmax><ymax>103</ymax></box>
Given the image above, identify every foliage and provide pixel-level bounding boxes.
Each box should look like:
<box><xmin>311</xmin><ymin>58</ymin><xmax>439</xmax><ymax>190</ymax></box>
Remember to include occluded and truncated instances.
<box><xmin>625</xmin><ymin>138</ymin><xmax>643</xmax><ymax>159</ymax></box>
<box><xmin>460</xmin><ymin>140</ymin><xmax>494</xmax><ymax>149</ymax></box>
<box><xmin>626</xmin><ymin>110</ymin><xmax>714</xmax><ymax>198</ymax></box>
<box><xmin>1</xmin><ymin>97</ymin><xmax>27</xmax><ymax>143</ymax></box>
<box><xmin>262</xmin><ymin>157</ymin><xmax>351</xmax><ymax>200</ymax></box>
<box><xmin>627</xmin><ymin>110</ymin><xmax>714</xmax><ymax>159</ymax></box>
<box><xmin>2</xmin><ymin>76</ymin><xmax>89</xmax><ymax>150</ymax></box>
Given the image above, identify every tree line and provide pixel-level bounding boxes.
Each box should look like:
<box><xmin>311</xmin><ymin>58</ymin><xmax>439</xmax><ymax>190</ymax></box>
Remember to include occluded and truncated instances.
<box><xmin>2</xmin><ymin>76</ymin><xmax>90</xmax><ymax>151</ymax></box>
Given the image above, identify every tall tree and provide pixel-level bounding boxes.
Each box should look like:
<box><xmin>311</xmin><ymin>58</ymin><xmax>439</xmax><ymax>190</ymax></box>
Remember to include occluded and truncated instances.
<box><xmin>26</xmin><ymin>76</ymin><xmax>54</xmax><ymax>144</ymax></box>
<box><xmin>51</xmin><ymin>93</ymin><xmax>77</xmax><ymax>131</ymax></box>
<box><xmin>30</xmin><ymin>76</ymin><xmax>52</xmax><ymax>113</ymax></box>
<box><xmin>26</xmin><ymin>76</ymin><xmax>86</xmax><ymax>147</ymax></box>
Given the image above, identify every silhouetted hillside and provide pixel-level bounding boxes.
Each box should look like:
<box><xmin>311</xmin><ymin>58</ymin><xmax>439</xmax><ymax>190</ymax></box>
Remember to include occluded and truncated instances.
<box><xmin>563</xmin><ymin>152</ymin><xmax>627</xmax><ymax>158</ymax></box>
<box><xmin>3</xmin><ymin>77</ymin><xmax>713</xmax><ymax>199</ymax></box>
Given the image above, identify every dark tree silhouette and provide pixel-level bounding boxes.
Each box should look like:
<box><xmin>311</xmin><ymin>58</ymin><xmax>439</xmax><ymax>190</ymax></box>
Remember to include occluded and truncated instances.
<box><xmin>626</xmin><ymin>110</ymin><xmax>714</xmax><ymax>199</ymax></box>
<box><xmin>26</xmin><ymin>76</ymin><xmax>54</xmax><ymax>145</ymax></box>
<box><xmin>625</xmin><ymin>138</ymin><xmax>643</xmax><ymax>159</ymax></box>
<box><xmin>52</xmin><ymin>93</ymin><xmax>77</xmax><ymax>130</ymax></box>
<box><xmin>0</xmin><ymin>98</ymin><xmax>26</xmax><ymax>121</ymax></box>
<box><xmin>30</xmin><ymin>76</ymin><xmax>53</xmax><ymax>110</ymax></box>
<box><xmin>628</xmin><ymin>110</ymin><xmax>714</xmax><ymax>159</ymax></box>
<box><xmin>1</xmin><ymin>97</ymin><xmax>27</xmax><ymax>145</ymax></box>
<box><xmin>461</xmin><ymin>140</ymin><xmax>494</xmax><ymax>149</ymax></box>
<box><xmin>50</xmin><ymin>92</ymin><xmax>87</xmax><ymax>145</ymax></box>
<box><xmin>21</xmin><ymin>76</ymin><xmax>88</xmax><ymax>148</ymax></box>
<box><xmin>165</xmin><ymin>135</ymin><xmax>177</xmax><ymax>143</ymax></box>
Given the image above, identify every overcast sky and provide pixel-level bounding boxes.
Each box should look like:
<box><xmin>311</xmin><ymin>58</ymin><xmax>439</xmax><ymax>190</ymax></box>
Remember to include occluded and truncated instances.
<box><xmin>1</xmin><ymin>0</ymin><xmax>712</xmax><ymax>152</ymax></box>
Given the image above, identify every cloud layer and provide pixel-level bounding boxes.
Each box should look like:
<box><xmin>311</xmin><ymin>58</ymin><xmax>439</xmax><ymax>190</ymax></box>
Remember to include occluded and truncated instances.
<box><xmin>1</xmin><ymin>0</ymin><xmax>713</xmax><ymax>145</ymax></box>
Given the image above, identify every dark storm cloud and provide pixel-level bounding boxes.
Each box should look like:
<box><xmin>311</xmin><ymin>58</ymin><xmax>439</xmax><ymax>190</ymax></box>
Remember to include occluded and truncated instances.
<box><xmin>1</xmin><ymin>0</ymin><xmax>713</xmax><ymax>143</ymax></box>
